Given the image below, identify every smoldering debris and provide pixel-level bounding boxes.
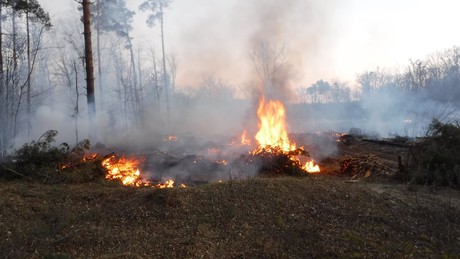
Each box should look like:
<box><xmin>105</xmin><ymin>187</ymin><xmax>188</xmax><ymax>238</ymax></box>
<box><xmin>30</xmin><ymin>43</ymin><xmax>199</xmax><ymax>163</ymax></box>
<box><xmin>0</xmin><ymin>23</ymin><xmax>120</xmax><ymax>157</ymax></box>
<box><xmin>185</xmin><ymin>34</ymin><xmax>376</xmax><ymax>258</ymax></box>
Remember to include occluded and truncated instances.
<box><xmin>87</xmin><ymin>129</ymin><xmax>340</xmax><ymax>186</ymax></box>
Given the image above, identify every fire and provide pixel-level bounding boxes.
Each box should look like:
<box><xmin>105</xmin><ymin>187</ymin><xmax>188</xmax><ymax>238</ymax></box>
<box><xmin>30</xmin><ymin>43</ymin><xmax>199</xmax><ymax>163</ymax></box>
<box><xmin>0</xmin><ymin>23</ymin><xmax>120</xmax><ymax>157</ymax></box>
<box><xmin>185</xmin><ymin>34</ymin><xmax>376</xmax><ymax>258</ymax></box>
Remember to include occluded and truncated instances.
<box><xmin>155</xmin><ymin>179</ymin><xmax>175</xmax><ymax>188</ymax></box>
<box><xmin>255</xmin><ymin>97</ymin><xmax>296</xmax><ymax>152</ymax></box>
<box><xmin>82</xmin><ymin>153</ymin><xmax>98</xmax><ymax>162</ymax></box>
<box><xmin>102</xmin><ymin>155</ymin><xmax>150</xmax><ymax>186</ymax></box>
<box><xmin>216</xmin><ymin>159</ymin><xmax>228</xmax><ymax>165</ymax></box>
<box><xmin>240</xmin><ymin>130</ymin><xmax>251</xmax><ymax>145</ymax></box>
<box><xmin>101</xmin><ymin>154</ymin><xmax>182</xmax><ymax>188</ymax></box>
<box><xmin>303</xmin><ymin>161</ymin><xmax>320</xmax><ymax>173</ymax></box>
<box><xmin>254</xmin><ymin>96</ymin><xmax>320</xmax><ymax>173</ymax></box>
<box><xmin>208</xmin><ymin>147</ymin><xmax>220</xmax><ymax>155</ymax></box>
<box><xmin>164</xmin><ymin>135</ymin><xmax>177</xmax><ymax>141</ymax></box>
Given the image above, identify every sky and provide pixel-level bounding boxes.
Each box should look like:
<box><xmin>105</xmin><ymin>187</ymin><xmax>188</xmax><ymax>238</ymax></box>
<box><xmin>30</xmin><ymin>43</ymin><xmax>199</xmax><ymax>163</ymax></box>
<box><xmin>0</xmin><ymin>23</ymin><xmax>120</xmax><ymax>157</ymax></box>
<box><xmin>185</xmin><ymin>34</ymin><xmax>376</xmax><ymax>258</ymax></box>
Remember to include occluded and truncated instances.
<box><xmin>38</xmin><ymin>0</ymin><xmax>460</xmax><ymax>90</ymax></box>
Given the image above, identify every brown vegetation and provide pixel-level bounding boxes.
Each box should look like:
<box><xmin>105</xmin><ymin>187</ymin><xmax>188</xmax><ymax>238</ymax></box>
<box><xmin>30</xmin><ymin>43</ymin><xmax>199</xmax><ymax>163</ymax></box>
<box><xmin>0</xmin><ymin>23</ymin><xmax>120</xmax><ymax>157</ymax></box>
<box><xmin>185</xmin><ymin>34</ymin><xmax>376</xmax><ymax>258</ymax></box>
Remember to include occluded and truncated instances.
<box><xmin>1</xmin><ymin>175</ymin><xmax>459</xmax><ymax>258</ymax></box>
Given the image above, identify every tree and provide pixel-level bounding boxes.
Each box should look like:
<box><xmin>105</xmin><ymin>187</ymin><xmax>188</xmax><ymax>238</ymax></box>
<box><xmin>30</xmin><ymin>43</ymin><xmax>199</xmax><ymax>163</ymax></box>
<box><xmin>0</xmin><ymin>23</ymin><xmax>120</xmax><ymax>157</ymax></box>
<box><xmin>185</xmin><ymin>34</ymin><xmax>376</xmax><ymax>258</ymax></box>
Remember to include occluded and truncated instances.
<box><xmin>0</xmin><ymin>0</ymin><xmax>50</xmax><ymax>155</ymax></box>
<box><xmin>139</xmin><ymin>0</ymin><xmax>172</xmax><ymax>121</ymax></box>
<box><xmin>91</xmin><ymin>0</ymin><xmax>136</xmax><ymax>111</ymax></box>
<box><xmin>405</xmin><ymin>59</ymin><xmax>428</xmax><ymax>92</ymax></box>
<box><xmin>250</xmin><ymin>40</ymin><xmax>287</xmax><ymax>98</ymax></box>
<box><xmin>52</xmin><ymin>42</ymin><xmax>84</xmax><ymax>144</ymax></box>
<box><xmin>81</xmin><ymin>0</ymin><xmax>96</xmax><ymax>141</ymax></box>
<box><xmin>13</xmin><ymin>0</ymin><xmax>52</xmax><ymax>137</ymax></box>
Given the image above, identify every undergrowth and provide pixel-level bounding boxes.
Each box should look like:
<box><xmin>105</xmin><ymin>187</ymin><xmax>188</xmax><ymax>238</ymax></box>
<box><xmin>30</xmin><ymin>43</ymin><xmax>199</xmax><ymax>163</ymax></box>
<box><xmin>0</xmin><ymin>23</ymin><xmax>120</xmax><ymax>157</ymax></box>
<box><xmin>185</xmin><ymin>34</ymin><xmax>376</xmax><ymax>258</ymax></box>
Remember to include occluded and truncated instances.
<box><xmin>408</xmin><ymin>119</ymin><xmax>460</xmax><ymax>187</ymax></box>
<box><xmin>0</xmin><ymin>130</ymin><xmax>104</xmax><ymax>183</ymax></box>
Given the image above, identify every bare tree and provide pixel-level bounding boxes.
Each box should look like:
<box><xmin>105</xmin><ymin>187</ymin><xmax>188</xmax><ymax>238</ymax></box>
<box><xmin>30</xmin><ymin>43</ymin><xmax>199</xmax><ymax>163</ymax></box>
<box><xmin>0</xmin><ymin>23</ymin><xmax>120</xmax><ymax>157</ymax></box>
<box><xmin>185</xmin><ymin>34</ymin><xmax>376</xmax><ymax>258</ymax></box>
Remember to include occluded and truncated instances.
<box><xmin>0</xmin><ymin>0</ymin><xmax>50</xmax><ymax>154</ymax></box>
<box><xmin>167</xmin><ymin>53</ymin><xmax>177</xmax><ymax>94</ymax></box>
<box><xmin>139</xmin><ymin>0</ymin><xmax>172</xmax><ymax>121</ymax></box>
<box><xmin>150</xmin><ymin>48</ymin><xmax>161</xmax><ymax>112</ymax></box>
<box><xmin>52</xmin><ymin>42</ymin><xmax>84</xmax><ymax>144</ymax></box>
<box><xmin>250</xmin><ymin>40</ymin><xmax>287</xmax><ymax>97</ymax></box>
<box><xmin>14</xmin><ymin>0</ymin><xmax>52</xmax><ymax>137</ymax></box>
<box><xmin>92</xmin><ymin>0</ymin><xmax>140</xmax><ymax>121</ymax></box>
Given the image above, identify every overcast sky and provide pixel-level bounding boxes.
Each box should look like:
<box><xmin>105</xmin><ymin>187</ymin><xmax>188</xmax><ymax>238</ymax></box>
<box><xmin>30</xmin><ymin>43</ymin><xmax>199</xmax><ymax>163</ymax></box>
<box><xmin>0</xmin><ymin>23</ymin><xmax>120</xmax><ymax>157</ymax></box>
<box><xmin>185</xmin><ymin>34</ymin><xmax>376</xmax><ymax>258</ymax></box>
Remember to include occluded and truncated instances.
<box><xmin>38</xmin><ymin>0</ymin><xmax>460</xmax><ymax>89</ymax></box>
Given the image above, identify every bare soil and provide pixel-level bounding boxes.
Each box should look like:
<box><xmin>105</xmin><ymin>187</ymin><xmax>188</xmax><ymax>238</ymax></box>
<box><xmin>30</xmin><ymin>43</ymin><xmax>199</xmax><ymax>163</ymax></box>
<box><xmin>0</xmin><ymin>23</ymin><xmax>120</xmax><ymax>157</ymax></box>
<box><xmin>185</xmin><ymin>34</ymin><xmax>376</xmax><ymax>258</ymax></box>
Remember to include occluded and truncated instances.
<box><xmin>1</xmin><ymin>138</ymin><xmax>459</xmax><ymax>258</ymax></box>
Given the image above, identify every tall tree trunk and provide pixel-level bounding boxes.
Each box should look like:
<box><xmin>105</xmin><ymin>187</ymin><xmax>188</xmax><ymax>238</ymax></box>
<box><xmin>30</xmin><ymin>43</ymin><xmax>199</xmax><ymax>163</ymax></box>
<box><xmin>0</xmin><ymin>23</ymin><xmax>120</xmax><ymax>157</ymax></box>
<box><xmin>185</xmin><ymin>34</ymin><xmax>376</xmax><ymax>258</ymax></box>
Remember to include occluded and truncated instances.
<box><xmin>82</xmin><ymin>0</ymin><xmax>97</xmax><ymax>141</ymax></box>
<box><xmin>160</xmin><ymin>3</ymin><xmax>169</xmax><ymax>124</ymax></box>
<box><xmin>73</xmin><ymin>60</ymin><xmax>79</xmax><ymax>144</ymax></box>
<box><xmin>0</xmin><ymin>4</ymin><xmax>4</xmax><ymax>156</ymax></box>
<box><xmin>26</xmin><ymin>1</ymin><xmax>31</xmax><ymax>139</ymax></box>
<box><xmin>126</xmin><ymin>34</ymin><xmax>139</xmax><ymax>112</ymax></box>
<box><xmin>151</xmin><ymin>49</ymin><xmax>160</xmax><ymax>112</ymax></box>
<box><xmin>11</xmin><ymin>8</ymin><xmax>19</xmax><ymax>138</ymax></box>
<box><xmin>137</xmin><ymin>49</ymin><xmax>143</xmax><ymax>107</ymax></box>
<box><xmin>96</xmin><ymin>0</ymin><xmax>103</xmax><ymax>110</ymax></box>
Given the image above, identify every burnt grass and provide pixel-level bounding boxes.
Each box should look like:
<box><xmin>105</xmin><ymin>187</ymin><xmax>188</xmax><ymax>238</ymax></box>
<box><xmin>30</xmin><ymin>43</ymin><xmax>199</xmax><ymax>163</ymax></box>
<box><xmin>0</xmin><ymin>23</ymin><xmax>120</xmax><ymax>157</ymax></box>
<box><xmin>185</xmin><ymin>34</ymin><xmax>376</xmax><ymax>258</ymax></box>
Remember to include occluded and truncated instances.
<box><xmin>1</xmin><ymin>137</ymin><xmax>460</xmax><ymax>258</ymax></box>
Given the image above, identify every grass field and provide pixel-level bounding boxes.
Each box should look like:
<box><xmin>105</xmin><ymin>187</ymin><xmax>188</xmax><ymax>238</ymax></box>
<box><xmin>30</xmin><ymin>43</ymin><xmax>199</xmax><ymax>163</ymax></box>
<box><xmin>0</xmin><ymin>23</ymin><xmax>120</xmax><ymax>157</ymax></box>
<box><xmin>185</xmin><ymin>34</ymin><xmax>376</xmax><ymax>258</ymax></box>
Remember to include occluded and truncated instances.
<box><xmin>1</xmin><ymin>174</ymin><xmax>459</xmax><ymax>258</ymax></box>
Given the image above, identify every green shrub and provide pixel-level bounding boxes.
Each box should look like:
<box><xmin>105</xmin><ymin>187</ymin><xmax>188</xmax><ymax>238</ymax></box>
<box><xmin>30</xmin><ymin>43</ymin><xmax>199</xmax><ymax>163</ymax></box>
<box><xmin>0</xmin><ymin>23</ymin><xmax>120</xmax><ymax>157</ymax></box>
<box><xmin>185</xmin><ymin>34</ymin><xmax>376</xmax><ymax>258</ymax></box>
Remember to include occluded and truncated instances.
<box><xmin>408</xmin><ymin>119</ymin><xmax>460</xmax><ymax>187</ymax></box>
<box><xmin>0</xmin><ymin>130</ymin><xmax>102</xmax><ymax>183</ymax></box>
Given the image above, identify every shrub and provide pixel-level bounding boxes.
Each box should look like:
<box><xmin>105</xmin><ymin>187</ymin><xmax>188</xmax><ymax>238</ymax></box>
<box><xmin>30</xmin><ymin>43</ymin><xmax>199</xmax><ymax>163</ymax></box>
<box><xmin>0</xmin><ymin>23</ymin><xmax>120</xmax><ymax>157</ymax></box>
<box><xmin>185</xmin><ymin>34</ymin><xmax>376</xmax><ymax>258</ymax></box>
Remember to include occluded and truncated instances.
<box><xmin>408</xmin><ymin>119</ymin><xmax>460</xmax><ymax>187</ymax></box>
<box><xmin>0</xmin><ymin>130</ymin><xmax>102</xmax><ymax>183</ymax></box>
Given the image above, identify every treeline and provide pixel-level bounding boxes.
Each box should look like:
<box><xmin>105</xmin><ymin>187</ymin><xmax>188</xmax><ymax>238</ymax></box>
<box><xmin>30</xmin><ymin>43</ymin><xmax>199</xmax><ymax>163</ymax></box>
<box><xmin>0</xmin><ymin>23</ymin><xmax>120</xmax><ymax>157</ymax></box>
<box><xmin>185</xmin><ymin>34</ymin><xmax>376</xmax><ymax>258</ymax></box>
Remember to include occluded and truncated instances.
<box><xmin>300</xmin><ymin>46</ymin><xmax>460</xmax><ymax>108</ymax></box>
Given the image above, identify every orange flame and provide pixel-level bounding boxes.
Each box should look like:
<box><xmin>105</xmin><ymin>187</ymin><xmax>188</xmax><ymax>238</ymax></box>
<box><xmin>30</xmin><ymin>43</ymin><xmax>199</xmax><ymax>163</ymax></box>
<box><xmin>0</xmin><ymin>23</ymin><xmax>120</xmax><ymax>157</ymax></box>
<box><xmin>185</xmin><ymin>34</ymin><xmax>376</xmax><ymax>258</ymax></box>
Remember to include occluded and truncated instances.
<box><xmin>155</xmin><ymin>179</ymin><xmax>175</xmax><ymax>188</ymax></box>
<box><xmin>164</xmin><ymin>135</ymin><xmax>178</xmax><ymax>141</ymax></box>
<box><xmin>255</xmin><ymin>97</ymin><xmax>296</xmax><ymax>152</ymax></box>
<box><xmin>254</xmin><ymin>96</ymin><xmax>320</xmax><ymax>173</ymax></box>
<box><xmin>82</xmin><ymin>153</ymin><xmax>98</xmax><ymax>162</ymax></box>
<box><xmin>102</xmin><ymin>155</ymin><xmax>150</xmax><ymax>186</ymax></box>
<box><xmin>303</xmin><ymin>161</ymin><xmax>320</xmax><ymax>173</ymax></box>
<box><xmin>101</xmin><ymin>155</ymin><xmax>182</xmax><ymax>188</ymax></box>
<box><xmin>240</xmin><ymin>130</ymin><xmax>251</xmax><ymax>145</ymax></box>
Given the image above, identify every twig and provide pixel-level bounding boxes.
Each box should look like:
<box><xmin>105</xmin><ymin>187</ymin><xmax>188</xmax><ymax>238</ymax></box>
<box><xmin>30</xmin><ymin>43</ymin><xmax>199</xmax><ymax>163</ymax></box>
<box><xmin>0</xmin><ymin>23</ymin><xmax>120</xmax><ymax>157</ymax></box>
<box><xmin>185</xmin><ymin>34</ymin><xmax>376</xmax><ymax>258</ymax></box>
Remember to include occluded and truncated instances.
<box><xmin>0</xmin><ymin>163</ymin><xmax>33</xmax><ymax>181</ymax></box>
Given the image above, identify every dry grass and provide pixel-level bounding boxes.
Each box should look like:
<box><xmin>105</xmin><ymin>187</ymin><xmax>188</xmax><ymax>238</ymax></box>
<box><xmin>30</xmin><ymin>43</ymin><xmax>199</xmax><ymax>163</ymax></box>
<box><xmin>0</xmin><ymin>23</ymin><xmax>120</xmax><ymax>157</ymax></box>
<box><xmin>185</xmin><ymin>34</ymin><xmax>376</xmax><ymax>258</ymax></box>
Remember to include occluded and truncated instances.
<box><xmin>1</xmin><ymin>175</ymin><xmax>459</xmax><ymax>258</ymax></box>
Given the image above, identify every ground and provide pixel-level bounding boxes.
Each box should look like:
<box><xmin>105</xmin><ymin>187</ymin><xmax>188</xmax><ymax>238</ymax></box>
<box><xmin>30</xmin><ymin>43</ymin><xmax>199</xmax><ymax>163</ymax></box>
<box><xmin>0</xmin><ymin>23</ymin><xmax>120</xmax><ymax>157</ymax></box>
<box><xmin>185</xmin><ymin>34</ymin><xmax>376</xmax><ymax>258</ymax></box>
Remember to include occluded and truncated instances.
<box><xmin>0</xmin><ymin>138</ymin><xmax>459</xmax><ymax>258</ymax></box>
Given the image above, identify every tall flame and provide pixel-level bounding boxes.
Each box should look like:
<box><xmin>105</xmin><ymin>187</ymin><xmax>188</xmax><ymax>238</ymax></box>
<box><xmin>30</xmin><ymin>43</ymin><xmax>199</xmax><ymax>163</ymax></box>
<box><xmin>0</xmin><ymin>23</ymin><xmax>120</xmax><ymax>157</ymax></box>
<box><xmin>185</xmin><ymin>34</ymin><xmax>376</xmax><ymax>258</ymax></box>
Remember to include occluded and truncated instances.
<box><xmin>255</xmin><ymin>96</ymin><xmax>296</xmax><ymax>152</ymax></box>
<box><xmin>254</xmin><ymin>96</ymin><xmax>320</xmax><ymax>173</ymax></box>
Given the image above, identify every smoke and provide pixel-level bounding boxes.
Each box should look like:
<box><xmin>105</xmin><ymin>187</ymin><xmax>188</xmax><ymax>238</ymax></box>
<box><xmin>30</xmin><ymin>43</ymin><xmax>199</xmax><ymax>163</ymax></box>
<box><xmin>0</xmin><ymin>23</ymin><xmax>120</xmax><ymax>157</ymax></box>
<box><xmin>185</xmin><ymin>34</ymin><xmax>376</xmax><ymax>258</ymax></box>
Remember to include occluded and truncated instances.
<box><xmin>8</xmin><ymin>0</ymin><xmax>344</xmax><ymax>184</ymax></box>
<box><xmin>168</xmin><ymin>0</ymin><xmax>342</xmax><ymax>94</ymax></box>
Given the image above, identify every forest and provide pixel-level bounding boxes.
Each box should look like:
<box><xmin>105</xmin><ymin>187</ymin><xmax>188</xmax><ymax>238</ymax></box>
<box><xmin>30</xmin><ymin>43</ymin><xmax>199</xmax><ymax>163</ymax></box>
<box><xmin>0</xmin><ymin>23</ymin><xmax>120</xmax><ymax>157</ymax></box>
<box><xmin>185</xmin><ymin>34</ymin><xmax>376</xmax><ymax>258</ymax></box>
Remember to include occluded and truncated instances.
<box><xmin>0</xmin><ymin>0</ymin><xmax>460</xmax><ymax>156</ymax></box>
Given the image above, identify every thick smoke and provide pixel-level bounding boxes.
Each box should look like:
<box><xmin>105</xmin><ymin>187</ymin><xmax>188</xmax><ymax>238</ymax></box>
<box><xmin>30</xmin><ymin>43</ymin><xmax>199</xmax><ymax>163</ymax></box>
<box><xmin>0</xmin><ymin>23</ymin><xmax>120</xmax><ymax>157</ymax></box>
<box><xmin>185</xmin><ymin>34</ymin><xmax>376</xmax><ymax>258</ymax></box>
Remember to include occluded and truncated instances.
<box><xmin>168</xmin><ymin>0</ymin><xmax>342</xmax><ymax>94</ymax></box>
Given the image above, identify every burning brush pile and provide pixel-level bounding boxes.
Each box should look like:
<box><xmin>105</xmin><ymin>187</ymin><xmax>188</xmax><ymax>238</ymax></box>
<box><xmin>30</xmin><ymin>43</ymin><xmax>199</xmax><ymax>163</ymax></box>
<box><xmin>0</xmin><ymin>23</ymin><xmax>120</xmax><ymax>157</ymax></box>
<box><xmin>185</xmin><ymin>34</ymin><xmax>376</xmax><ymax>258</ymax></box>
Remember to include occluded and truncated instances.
<box><xmin>232</xmin><ymin>97</ymin><xmax>320</xmax><ymax>177</ymax></box>
<box><xmin>95</xmin><ymin>96</ymin><xmax>320</xmax><ymax>187</ymax></box>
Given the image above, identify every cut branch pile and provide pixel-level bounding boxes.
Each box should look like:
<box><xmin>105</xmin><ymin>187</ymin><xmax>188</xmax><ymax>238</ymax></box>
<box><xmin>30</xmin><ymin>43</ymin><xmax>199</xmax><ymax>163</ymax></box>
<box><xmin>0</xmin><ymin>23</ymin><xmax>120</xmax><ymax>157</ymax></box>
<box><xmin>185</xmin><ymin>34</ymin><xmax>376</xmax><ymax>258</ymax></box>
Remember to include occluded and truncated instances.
<box><xmin>339</xmin><ymin>154</ymin><xmax>393</xmax><ymax>178</ymax></box>
<box><xmin>232</xmin><ymin>146</ymin><xmax>310</xmax><ymax>177</ymax></box>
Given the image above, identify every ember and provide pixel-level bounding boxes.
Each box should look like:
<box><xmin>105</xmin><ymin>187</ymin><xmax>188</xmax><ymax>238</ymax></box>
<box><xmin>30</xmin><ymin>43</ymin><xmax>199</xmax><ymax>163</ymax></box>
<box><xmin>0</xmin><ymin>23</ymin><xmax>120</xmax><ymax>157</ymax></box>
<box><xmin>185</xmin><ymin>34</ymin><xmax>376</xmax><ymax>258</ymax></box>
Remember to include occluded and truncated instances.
<box><xmin>164</xmin><ymin>135</ymin><xmax>178</xmax><ymax>141</ymax></box>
